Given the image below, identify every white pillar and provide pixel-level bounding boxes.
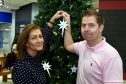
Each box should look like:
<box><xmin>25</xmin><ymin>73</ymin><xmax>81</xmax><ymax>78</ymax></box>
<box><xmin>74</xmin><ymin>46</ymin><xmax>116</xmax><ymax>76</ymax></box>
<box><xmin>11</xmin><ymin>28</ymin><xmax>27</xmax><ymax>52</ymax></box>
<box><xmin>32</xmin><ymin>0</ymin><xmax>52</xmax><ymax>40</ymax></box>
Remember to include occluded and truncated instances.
<box><xmin>9</xmin><ymin>10</ymin><xmax>15</xmax><ymax>48</ymax></box>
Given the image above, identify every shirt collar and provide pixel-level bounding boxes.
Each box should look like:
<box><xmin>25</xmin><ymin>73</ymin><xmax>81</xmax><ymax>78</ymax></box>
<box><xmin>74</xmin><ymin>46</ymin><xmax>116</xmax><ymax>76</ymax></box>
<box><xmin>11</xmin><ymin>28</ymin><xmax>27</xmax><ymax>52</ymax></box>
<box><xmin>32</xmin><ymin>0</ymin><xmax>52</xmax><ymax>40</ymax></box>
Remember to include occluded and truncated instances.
<box><xmin>85</xmin><ymin>37</ymin><xmax>106</xmax><ymax>51</ymax></box>
<box><xmin>24</xmin><ymin>52</ymin><xmax>38</xmax><ymax>60</ymax></box>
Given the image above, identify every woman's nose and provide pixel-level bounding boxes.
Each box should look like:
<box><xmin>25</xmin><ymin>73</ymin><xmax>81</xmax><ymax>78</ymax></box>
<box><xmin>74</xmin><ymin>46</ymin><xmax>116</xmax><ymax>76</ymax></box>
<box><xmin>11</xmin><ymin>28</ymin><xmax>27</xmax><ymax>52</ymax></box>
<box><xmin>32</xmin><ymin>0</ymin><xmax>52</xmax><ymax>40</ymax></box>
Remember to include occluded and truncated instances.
<box><xmin>37</xmin><ymin>37</ymin><xmax>43</xmax><ymax>42</ymax></box>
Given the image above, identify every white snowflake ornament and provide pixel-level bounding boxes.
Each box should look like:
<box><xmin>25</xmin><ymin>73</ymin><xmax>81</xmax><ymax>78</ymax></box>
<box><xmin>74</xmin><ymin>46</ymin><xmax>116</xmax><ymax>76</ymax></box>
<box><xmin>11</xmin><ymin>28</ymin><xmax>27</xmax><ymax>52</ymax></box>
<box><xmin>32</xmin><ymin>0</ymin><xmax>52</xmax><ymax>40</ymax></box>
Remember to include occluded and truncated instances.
<box><xmin>42</xmin><ymin>61</ymin><xmax>51</xmax><ymax>77</ymax></box>
<box><xmin>58</xmin><ymin>19</ymin><xmax>68</xmax><ymax>36</ymax></box>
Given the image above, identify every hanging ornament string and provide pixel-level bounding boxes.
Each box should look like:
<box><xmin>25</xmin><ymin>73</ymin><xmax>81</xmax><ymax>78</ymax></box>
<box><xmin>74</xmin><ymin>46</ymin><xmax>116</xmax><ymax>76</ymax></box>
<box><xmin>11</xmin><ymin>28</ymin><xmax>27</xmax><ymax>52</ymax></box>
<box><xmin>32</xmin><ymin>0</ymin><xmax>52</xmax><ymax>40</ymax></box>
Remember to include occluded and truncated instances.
<box><xmin>58</xmin><ymin>19</ymin><xmax>68</xmax><ymax>37</ymax></box>
<box><xmin>42</xmin><ymin>61</ymin><xmax>51</xmax><ymax>77</ymax></box>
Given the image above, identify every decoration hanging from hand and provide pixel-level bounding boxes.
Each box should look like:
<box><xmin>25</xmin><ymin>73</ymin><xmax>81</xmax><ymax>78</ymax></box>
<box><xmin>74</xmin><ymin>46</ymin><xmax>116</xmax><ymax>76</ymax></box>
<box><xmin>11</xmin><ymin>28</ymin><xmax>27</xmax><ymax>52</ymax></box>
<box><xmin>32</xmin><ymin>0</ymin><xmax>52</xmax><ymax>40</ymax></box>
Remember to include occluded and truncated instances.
<box><xmin>58</xmin><ymin>19</ymin><xmax>68</xmax><ymax>37</ymax></box>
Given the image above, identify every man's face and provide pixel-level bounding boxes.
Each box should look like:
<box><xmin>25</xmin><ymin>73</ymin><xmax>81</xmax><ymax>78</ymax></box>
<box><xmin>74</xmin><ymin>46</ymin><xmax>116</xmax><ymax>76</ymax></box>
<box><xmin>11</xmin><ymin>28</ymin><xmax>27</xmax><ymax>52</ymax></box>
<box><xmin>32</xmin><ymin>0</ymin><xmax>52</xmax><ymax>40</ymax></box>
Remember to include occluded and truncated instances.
<box><xmin>81</xmin><ymin>16</ymin><xmax>103</xmax><ymax>42</ymax></box>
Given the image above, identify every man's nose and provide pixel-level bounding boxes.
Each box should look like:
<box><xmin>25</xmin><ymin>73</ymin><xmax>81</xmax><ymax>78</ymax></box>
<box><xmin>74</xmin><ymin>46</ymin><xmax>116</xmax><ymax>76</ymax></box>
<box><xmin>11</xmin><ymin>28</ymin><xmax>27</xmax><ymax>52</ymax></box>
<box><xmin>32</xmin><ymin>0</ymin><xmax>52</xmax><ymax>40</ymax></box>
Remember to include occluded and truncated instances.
<box><xmin>84</xmin><ymin>25</ymin><xmax>89</xmax><ymax>31</ymax></box>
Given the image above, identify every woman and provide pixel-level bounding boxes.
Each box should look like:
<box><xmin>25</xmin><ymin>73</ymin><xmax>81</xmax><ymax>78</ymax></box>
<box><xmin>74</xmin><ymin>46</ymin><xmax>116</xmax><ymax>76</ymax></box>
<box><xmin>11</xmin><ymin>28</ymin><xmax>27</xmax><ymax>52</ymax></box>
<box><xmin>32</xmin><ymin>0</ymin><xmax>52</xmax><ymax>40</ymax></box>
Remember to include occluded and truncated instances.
<box><xmin>12</xmin><ymin>11</ymin><xmax>63</xmax><ymax>84</ymax></box>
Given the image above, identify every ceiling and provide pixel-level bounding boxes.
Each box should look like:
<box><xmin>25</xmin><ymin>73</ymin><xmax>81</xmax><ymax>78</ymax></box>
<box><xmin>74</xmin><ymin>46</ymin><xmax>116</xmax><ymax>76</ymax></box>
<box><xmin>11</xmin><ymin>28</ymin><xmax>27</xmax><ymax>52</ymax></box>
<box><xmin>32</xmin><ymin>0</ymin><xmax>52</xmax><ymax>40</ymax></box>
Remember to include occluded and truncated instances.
<box><xmin>0</xmin><ymin>0</ymin><xmax>37</xmax><ymax>10</ymax></box>
<box><xmin>0</xmin><ymin>0</ymin><xmax>98</xmax><ymax>11</ymax></box>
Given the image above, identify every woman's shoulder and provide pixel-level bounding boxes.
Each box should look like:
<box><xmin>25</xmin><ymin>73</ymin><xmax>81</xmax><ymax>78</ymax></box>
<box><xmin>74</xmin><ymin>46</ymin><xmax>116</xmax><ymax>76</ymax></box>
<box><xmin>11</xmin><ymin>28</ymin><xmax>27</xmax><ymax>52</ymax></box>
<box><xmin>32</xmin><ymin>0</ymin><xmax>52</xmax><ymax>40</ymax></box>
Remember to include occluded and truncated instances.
<box><xmin>13</xmin><ymin>60</ymin><xmax>32</xmax><ymax>73</ymax></box>
<box><xmin>13</xmin><ymin>60</ymin><xmax>25</xmax><ymax>68</ymax></box>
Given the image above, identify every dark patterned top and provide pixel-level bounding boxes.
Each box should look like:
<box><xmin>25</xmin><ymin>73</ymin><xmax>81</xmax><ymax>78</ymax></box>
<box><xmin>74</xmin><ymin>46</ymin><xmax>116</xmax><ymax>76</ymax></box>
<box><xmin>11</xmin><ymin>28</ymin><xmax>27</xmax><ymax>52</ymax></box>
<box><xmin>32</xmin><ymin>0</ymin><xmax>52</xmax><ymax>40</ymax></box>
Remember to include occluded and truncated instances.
<box><xmin>12</xmin><ymin>24</ymin><xmax>53</xmax><ymax>84</ymax></box>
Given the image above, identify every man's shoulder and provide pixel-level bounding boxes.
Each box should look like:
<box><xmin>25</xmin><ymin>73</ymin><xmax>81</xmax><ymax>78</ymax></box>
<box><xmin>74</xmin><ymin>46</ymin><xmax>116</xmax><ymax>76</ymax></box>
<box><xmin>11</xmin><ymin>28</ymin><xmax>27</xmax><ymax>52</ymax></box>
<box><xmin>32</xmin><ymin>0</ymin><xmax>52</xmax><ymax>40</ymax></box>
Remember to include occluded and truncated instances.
<box><xmin>104</xmin><ymin>42</ymin><xmax>118</xmax><ymax>52</ymax></box>
<box><xmin>74</xmin><ymin>40</ymin><xmax>86</xmax><ymax>50</ymax></box>
<box><xmin>75</xmin><ymin>40</ymin><xmax>86</xmax><ymax>45</ymax></box>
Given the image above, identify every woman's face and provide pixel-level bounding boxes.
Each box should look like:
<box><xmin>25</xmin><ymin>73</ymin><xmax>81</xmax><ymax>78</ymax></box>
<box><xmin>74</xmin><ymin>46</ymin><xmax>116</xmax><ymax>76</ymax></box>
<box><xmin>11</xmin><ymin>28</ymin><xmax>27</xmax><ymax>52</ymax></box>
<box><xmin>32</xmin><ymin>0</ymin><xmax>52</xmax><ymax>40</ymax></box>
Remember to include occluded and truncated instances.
<box><xmin>26</xmin><ymin>29</ymin><xmax>44</xmax><ymax>55</ymax></box>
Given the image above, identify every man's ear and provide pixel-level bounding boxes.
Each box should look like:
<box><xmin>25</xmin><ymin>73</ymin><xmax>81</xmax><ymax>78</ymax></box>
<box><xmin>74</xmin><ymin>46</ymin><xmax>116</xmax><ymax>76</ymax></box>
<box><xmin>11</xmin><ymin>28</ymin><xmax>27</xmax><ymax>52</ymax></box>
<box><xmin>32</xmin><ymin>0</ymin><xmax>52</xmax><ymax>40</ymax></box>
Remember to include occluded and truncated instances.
<box><xmin>100</xmin><ymin>24</ymin><xmax>104</xmax><ymax>32</ymax></box>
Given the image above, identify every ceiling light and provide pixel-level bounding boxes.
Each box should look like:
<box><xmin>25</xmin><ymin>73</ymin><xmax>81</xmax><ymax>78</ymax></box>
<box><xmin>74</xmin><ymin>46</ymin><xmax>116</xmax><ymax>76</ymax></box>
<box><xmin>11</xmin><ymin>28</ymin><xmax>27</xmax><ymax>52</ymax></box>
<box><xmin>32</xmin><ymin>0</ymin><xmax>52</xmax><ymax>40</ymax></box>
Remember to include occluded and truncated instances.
<box><xmin>0</xmin><ymin>0</ymin><xmax>9</xmax><ymax>8</ymax></box>
<box><xmin>0</xmin><ymin>0</ymin><xmax>4</xmax><ymax>7</ymax></box>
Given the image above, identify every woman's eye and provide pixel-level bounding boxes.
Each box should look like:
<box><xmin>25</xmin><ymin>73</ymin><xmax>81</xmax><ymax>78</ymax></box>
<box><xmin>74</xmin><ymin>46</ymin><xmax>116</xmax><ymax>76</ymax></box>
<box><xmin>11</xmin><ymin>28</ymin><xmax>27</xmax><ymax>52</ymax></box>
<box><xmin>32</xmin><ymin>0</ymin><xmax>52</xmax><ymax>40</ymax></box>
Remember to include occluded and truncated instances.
<box><xmin>39</xmin><ymin>35</ymin><xmax>43</xmax><ymax>38</ymax></box>
<box><xmin>32</xmin><ymin>37</ymin><xmax>36</xmax><ymax>39</ymax></box>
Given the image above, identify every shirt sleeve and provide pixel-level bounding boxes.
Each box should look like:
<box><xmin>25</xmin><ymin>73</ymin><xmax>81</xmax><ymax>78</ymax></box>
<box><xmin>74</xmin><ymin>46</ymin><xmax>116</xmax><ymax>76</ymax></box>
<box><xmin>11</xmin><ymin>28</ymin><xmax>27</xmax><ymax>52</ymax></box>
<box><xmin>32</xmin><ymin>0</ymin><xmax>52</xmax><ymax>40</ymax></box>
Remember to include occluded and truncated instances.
<box><xmin>43</xmin><ymin>24</ymin><xmax>53</xmax><ymax>44</ymax></box>
<box><xmin>41</xmin><ymin>24</ymin><xmax>53</xmax><ymax>59</ymax></box>
<box><xmin>74</xmin><ymin>41</ymin><xmax>85</xmax><ymax>55</ymax></box>
<box><xmin>73</xmin><ymin>42</ymin><xmax>80</xmax><ymax>55</ymax></box>
<box><xmin>103</xmin><ymin>52</ymin><xmax>123</xmax><ymax>84</ymax></box>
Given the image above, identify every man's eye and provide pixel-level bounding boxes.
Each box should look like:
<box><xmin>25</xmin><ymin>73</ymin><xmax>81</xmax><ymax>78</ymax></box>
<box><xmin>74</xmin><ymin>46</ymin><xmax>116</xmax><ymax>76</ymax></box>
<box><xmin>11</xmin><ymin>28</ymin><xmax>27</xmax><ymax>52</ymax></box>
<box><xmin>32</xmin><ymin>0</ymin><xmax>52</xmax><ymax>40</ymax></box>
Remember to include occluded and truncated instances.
<box><xmin>89</xmin><ymin>24</ymin><xmax>95</xmax><ymax>28</ymax></box>
<box><xmin>81</xmin><ymin>24</ymin><xmax>86</xmax><ymax>28</ymax></box>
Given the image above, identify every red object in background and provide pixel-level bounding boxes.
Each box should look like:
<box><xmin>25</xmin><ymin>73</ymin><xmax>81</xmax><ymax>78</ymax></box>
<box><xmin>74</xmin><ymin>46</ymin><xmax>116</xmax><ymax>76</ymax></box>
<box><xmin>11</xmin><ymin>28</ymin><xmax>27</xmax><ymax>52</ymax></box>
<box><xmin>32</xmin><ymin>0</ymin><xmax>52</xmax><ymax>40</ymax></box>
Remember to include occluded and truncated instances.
<box><xmin>124</xmin><ymin>73</ymin><xmax>126</xmax><ymax>80</ymax></box>
<box><xmin>99</xmin><ymin>1</ymin><xmax>126</xmax><ymax>10</ymax></box>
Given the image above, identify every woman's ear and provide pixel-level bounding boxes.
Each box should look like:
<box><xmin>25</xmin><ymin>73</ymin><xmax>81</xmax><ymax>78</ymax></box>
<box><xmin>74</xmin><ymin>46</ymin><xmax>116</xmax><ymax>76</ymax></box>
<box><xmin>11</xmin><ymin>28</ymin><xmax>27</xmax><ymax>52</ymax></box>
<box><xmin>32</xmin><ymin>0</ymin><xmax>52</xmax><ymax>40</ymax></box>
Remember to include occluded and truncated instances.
<box><xmin>26</xmin><ymin>43</ymin><xmax>28</xmax><ymax>46</ymax></box>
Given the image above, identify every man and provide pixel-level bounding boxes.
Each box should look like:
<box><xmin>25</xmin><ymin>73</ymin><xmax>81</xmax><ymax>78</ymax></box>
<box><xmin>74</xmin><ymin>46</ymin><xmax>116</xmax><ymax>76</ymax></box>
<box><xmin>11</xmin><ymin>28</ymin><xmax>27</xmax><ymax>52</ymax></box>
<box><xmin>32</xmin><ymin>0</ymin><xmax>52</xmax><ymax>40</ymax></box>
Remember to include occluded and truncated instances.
<box><xmin>63</xmin><ymin>9</ymin><xmax>123</xmax><ymax>84</ymax></box>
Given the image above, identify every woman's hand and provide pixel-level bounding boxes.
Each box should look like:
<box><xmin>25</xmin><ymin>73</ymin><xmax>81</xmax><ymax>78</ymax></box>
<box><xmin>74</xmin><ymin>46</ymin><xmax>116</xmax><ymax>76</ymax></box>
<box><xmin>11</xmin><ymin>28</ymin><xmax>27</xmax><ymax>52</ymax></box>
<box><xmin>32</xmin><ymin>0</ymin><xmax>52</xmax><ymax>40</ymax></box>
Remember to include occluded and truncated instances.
<box><xmin>48</xmin><ymin>10</ymin><xmax>64</xmax><ymax>27</ymax></box>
